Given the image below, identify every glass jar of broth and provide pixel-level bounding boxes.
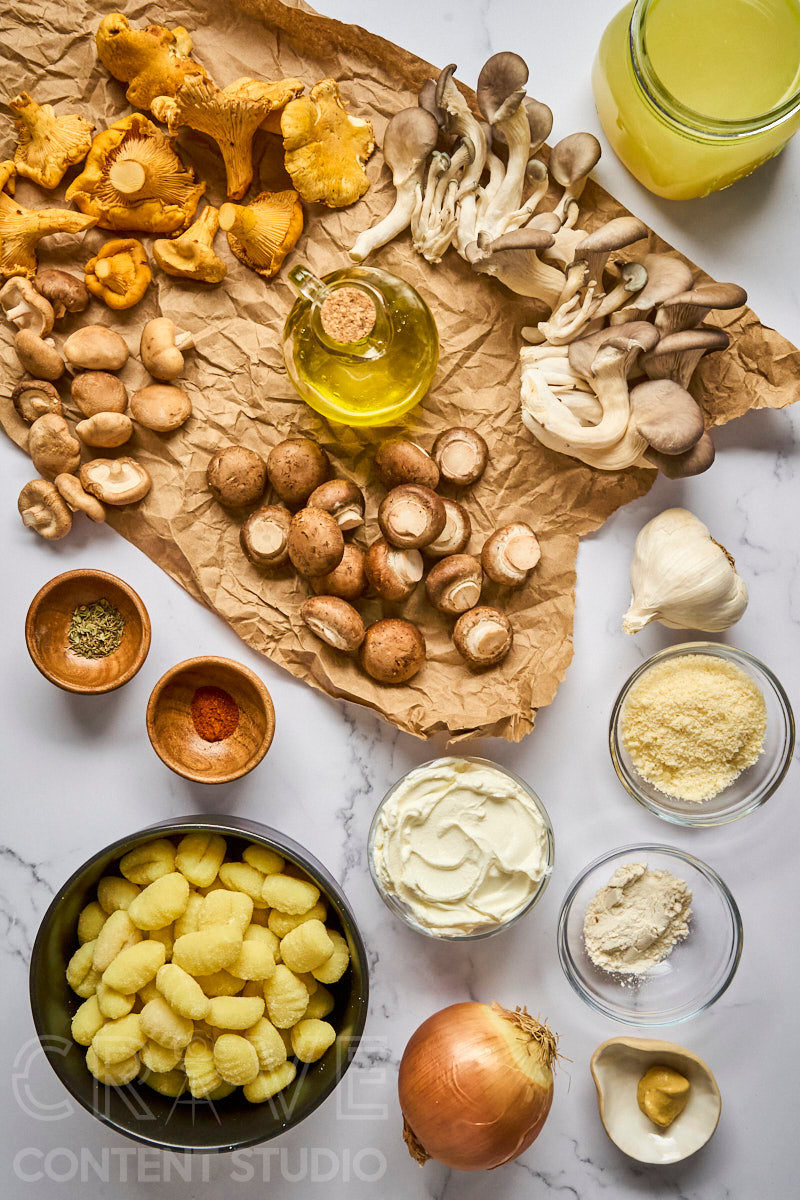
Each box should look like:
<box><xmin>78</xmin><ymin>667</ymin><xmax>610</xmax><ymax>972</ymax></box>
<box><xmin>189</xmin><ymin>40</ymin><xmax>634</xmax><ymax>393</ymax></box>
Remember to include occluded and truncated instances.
<box><xmin>593</xmin><ymin>0</ymin><xmax>800</xmax><ymax>199</ymax></box>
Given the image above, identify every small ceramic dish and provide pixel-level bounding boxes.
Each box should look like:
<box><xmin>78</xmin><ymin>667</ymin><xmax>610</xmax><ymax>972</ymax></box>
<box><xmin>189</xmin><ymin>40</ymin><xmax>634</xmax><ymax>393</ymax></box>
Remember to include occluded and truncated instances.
<box><xmin>146</xmin><ymin>656</ymin><xmax>275</xmax><ymax>783</ymax></box>
<box><xmin>609</xmin><ymin>642</ymin><xmax>794</xmax><ymax>826</ymax></box>
<box><xmin>590</xmin><ymin>1037</ymin><xmax>721</xmax><ymax>1164</ymax></box>
<box><xmin>25</xmin><ymin>569</ymin><xmax>151</xmax><ymax>694</ymax></box>
<box><xmin>557</xmin><ymin>844</ymin><xmax>742</xmax><ymax>1025</ymax></box>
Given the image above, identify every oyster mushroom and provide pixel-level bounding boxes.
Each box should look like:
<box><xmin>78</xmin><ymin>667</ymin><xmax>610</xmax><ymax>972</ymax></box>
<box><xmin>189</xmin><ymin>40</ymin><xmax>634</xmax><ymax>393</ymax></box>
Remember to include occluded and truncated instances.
<box><xmin>152</xmin><ymin>206</ymin><xmax>227</xmax><ymax>284</ymax></box>
<box><xmin>18</xmin><ymin>479</ymin><xmax>72</xmax><ymax>539</ymax></box>
<box><xmin>365</xmin><ymin>539</ymin><xmax>424</xmax><ymax>601</ymax></box>
<box><xmin>34</xmin><ymin>269</ymin><xmax>89</xmax><ymax>318</ymax></box>
<box><xmin>10</xmin><ymin>92</ymin><xmax>94</xmax><ymax>189</ymax></box>
<box><xmin>567</xmin><ymin>320</ymin><xmax>660</xmax><ymax>381</ymax></box>
<box><xmin>453</xmin><ymin>606</ymin><xmax>513</xmax><ymax>667</ymax></box>
<box><xmin>644</xmin><ymin>431</ymin><xmax>716</xmax><ymax>478</ymax></box>
<box><xmin>287</xmin><ymin>508</ymin><xmax>345</xmax><ymax>578</ymax></box>
<box><xmin>207</xmin><ymin>446</ymin><xmax>267</xmax><ymax>508</ymax></box>
<box><xmin>424</xmin><ymin>499</ymin><xmax>471</xmax><ymax>558</ymax></box>
<box><xmin>432</xmin><ymin>427</ymin><xmax>488</xmax><ymax>486</ymax></box>
<box><xmin>375</xmin><ymin>438</ymin><xmax>439</xmax><ymax>490</ymax></box>
<box><xmin>63</xmin><ymin>326</ymin><xmax>129</xmax><ymax>372</ymax></box>
<box><xmin>267</xmin><ymin>439</ymin><xmax>329</xmax><ymax>507</ymax></box>
<box><xmin>95</xmin><ymin>13</ymin><xmax>208</xmax><ymax>110</ymax></box>
<box><xmin>574</xmin><ymin>217</ymin><xmax>649</xmax><ymax>292</ymax></box>
<box><xmin>14</xmin><ymin>330</ymin><xmax>64</xmax><ymax>381</ymax></box>
<box><xmin>281</xmin><ymin>79</ymin><xmax>375</xmax><ymax>208</ymax></box>
<box><xmin>84</xmin><ymin>238</ymin><xmax>151</xmax><ymax>310</ymax></box>
<box><xmin>80</xmin><ymin>457</ymin><xmax>152</xmax><ymax>505</ymax></box>
<box><xmin>310</xmin><ymin>544</ymin><xmax>368</xmax><ymax>601</ymax></box>
<box><xmin>425</xmin><ymin>554</ymin><xmax>483</xmax><ymax>614</ymax></box>
<box><xmin>609</xmin><ymin>254</ymin><xmax>694</xmax><ymax>326</ymax></box>
<box><xmin>29</xmin><ymin>413</ymin><xmax>81</xmax><ymax>478</ymax></box>
<box><xmin>130</xmin><ymin>385</ymin><xmax>192</xmax><ymax>432</ymax></box>
<box><xmin>432</xmin><ymin>64</ymin><xmax>488</xmax><ymax>257</ymax></box>
<box><xmin>654</xmin><ymin>282</ymin><xmax>747</xmax><ymax>335</ymax></box>
<box><xmin>0</xmin><ymin>160</ymin><xmax>97</xmax><ymax>279</ymax></box>
<box><xmin>72</xmin><ymin>372</ymin><xmax>128</xmax><ymax>417</ymax></box>
<box><xmin>0</xmin><ymin>277</ymin><xmax>54</xmax><ymax>334</ymax></box>
<box><xmin>411</xmin><ymin>141</ymin><xmax>475</xmax><ymax>264</ymax></box>
<box><xmin>140</xmin><ymin>318</ymin><xmax>194</xmax><ymax>381</ymax></box>
<box><xmin>630</xmin><ymin>379</ymin><xmax>705</xmax><ymax>455</ymax></box>
<box><xmin>75</xmin><ymin>412</ymin><xmax>133</xmax><ymax>448</ymax></box>
<box><xmin>11</xmin><ymin>378</ymin><xmax>62</xmax><ymax>423</ymax></box>
<box><xmin>240</xmin><ymin>504</ymin><xmax>292</xmax><ymax>569</ymax></box>
<box><xmin>54</xmin><ymin>473</ymin><xmax>106</xmax><ymax>523</ymax></box>
<box><xmin>465</xmin><ymin>228</ymin><xmax>562</xmax><ymax>306</ymax></box>
<box><xmin>219</xmin><ymin>191</ymin><xmax>304</xmax><ymax>279</ymax></box>
<box><xmin>482</xmin><ymin>522</ymin><xmax>540</xmax><ymax>586</ymax></box>
<box><xmin>301</xmin><ymin>596</ymin><xmax>365</xmax><ymax>653</ymax></box>
<box><xmin>378</xmin><ymin>485</ymin><xmax>446</xmax><ymax>549</ymax></box>
<box><xmin>359</xmin><ymin>618</ymin><xmax>426</xmax><ymax>684</ymax></box>
<box><xmin>307</xmin><ymin>479</ymin><xmax>364</xmax><ymax>531</ymax></box>
<box><xmin>642</xmin><ymin>327</ymin><xmax>729</xmax><ymax>389</ymax></box>
<box><xmin>65</xmin><ymin>114</ymin><xmax>205</xmax><ymax>234</ymax></box>
<box><xmin>547</xmin><ymin>131</ymin><xmax>602</xmax><ymax>223</ymax></box>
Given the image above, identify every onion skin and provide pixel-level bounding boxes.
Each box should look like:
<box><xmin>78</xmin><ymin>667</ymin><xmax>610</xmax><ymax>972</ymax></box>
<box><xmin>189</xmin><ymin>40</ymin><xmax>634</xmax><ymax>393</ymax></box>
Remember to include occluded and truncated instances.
<box><xmin>398</xmin><ymin>1002</ymin><xmax>556</xmax><ymax>1171</ymax></box>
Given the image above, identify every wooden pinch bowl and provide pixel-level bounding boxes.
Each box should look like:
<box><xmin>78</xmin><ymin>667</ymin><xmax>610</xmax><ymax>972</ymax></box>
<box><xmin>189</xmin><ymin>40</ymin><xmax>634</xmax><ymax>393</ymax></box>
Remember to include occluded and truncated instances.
<box><xmin>146</xmin><ymin>656</ymin><xmax>275</xmax><ymax>784</ymax></box>
<box><xmin>25</xmin><ymin>569</ymin><xmax>151</xmax><ymax>694</ymax></box>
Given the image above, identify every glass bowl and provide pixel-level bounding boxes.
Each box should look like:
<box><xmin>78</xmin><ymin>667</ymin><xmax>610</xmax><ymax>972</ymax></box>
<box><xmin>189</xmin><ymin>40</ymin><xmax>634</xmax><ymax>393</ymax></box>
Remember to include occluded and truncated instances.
<box><xmin>609</xmin><ymin>642</ymin><xmax>794</xmax><ymax>827</ymax></box>
<box><xmin>368</xmin><ymin>756</ymin><xmax>554</xmax><ymax>941</ymax></box>
<box><xmin>558</xmin><ymin>844</ymin><xmax>742</xmax><ymax>1026</ymax></box>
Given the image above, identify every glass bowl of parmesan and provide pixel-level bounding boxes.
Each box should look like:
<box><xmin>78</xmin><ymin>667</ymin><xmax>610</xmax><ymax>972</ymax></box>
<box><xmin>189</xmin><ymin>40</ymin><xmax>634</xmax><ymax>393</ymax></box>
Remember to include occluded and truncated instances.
<box><xmin>557</xmin><ymin>844</ymin><xmax>743</xmax><ymax>1025</ymax></box>
<box><xmin>609</xmin><ymin>643</ymin><xmax>794</xmax><ymax>827</ymax></box>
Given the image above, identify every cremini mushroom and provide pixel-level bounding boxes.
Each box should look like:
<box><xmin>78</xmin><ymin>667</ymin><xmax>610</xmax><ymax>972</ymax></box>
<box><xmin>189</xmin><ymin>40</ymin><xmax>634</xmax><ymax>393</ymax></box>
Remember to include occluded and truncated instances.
<box><xmin>281</xmin><ymin>79</ymin><xmax>375</xmax><ymax>208</ymax></box>
<box><xmin>0</xmin><ymin>277</ymin><xmax>54</xmax><ymax>334</ymax></box>
<box><xmin>84</xmin><ymin>238</ymin><xmax>152</xmax><ymax>310</ymax></box>
<box><xmin>425</xmin><ymin>553</ymin><xmax>483</xmax><ymax>614</ymax></box>
<box><xmin>482</xmin><ymin>522</ymin><xmax>541</xmax><ymax>586</ymax></box>
<box><xmin>18</xmin><ymin>479</ymin><xmax>72</xmax><ymax>539</ymax></box>
<box><xmin>218</xmin><ymin>190</ymin><xmax>304</xmax><ymax>279</ymax></box>
<box><xmin>645</xmin><ymin>432</ymin><xmax>716</xmax><ymax>478</ymax></box>
<box><xmin>267</xmin><ymin>438</ymin><xmax>330</xmax><ymax>506</ymax></box>
<box><xmin>365</xmin><ymin>539</ymin><xmax>424</xmax><ymax>601</ymax></box>
<box><xmin>80</xmin><ymin>457</ymin><xmax>152</xmax><ymax>505</ymax></box>
<box><xmin>654</xmin><ymin>282</ymin><xmax>747</xmax><ymax>335</ymax></box>
<box><xmin>630</xmin><ymin>379</ymin><xmax>705</xmax><ymax>455</ymax></box>
<box><xmin>287</xmin><ymin>508</ymin><xmax>345</xmax><ymax>578</ymax></box>
<box><xmin>301</xmin><ymin>596</ymin><xmax>365</xmax><ymax>653</ymax></box>
<box><xmin>34</xmin><ymin>269</ymin><xmax>89</xmax><ymax>319</ymax></box>
<box><xmin>453</xmin><ymin>605</ymin><xmax>513</xmax><ymax>667</ymax></box>
<box><xmin>28</xmin><ymin>413</ymin><xmax>81</xmax><ymax>478</ymax></box>
<box><xmin>14</xmin><ymin>330</ymin><xmax>64</xmax><ymax>381</ymax></box>
<box><xmin>72</xmin><ymin>372</ymin><xmax>128</xmax><ymax>417</ymax></box>
<box><xmin>10</xmin><ymin>92</ymin><xmax>94</xmax><ymax>189</ymax></box>
<box><xmin>432</xmin><ymin>427</ymin><xmax>488</xmax><ymax>486</ymax></box>
<box><xmin>75</xmin><ymin>412</ymin><xmax>133</xmax><ymax>448</ymax></box>
<box><xmin>139</xmin><ymin>318</ymin><xmax>194</xmax><ymax>381</ymax></box>
<box><xmin>11</xmin><ymin>378</ymin><xmax>62</xmax><ymax>423</ymax></box>
<box><xmin>0</xmin><ymin>160</ymin><xmax>97</xmax><ymax>279</ymax></box>
<box><xmin>95</xmin><ymin>13</ymin><xmax>208</xmax><ymax>110</ymax></box>
<box><xmin>54</xmin><ymin>473</ymin><xmax>106</xmax><ymax>523</ymax></box>
<box><xmin>207</xmin><ymin>447</ymin><xmax>267</xmax><ymax>508</ymax></box>
<box><xmin>65</xmin><ymin>114</ymin><xmax>205</xmax><ymax>234</ymax></box>
<box><xmin>359</xmin><ymin>618</ymin><xmax>426</xmax><ymax>684</ymax></box>
<box><xmin>63</xmin><ymin>326</ymin><xmax>129</xmax><ymax>372</ymax></box>
<box><xmin>424</xmin><ymin>498</ymin><xmax>471</xmax><ymax>558</ymax></box>
<box><xmin>240</xmin><ymin>504</ymin><xmax>292</xmax><ymax>568</ymax></box>
<box><xmin>152</xmin><ymin>75</ymin><xmax>304</xmax><ymax>201</ymax></box>
<box><xmin>378</xmin><ymin>485</ymin><xmax>446</xmax><ymax>549</ymax></box>
<box><xmin>152</xmin><ymin>206</ymin><xmax>227</xmax><ymax>284</ymax></box>
<box><xmin>307</xmin><ymin>478</ymin><xmax>364</xmax><ymax>531</ymax></box>
<box><xmin>642</xmin><ymin>327</ymin><xmax>729</xmax><ymax>389</ymax></box>
<box><xmin>130</xmin><ymin>384</ymin><xmax>192</xmax><ymax>432</ymax></box>
<box><xmin>375</xmin><ymin>438</ymin><xmax>439</xmax><ymax>490</ymax></box>
<box><xmin>311</xmin><ymin>543</ymin><xmax>368</xmax><ymax>601</ymax></box>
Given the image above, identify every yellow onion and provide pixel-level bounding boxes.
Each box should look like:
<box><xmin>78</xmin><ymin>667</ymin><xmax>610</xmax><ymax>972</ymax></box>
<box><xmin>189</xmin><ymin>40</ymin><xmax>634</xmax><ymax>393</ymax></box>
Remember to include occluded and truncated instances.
<box><xmin>399</xmin><ymin>1001</ymin><xmax>558</xmax><ymax>1171</ymax></box>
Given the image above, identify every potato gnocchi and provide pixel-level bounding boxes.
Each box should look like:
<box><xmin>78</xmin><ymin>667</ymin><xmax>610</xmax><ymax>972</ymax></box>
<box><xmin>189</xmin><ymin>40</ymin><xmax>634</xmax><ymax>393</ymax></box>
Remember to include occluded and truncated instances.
<box><xmin>64</xmin><ymin>834</ymin><xmax>351</xmax><ymax>1107</ymax></box>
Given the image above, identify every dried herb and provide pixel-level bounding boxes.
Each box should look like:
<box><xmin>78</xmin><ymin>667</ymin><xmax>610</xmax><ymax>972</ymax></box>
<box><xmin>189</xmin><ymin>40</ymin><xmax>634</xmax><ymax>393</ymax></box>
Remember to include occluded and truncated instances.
<box><xmin>67</xmin><ymin>598</ymin><xmax>126</xmax><ymax>659</ymax></box>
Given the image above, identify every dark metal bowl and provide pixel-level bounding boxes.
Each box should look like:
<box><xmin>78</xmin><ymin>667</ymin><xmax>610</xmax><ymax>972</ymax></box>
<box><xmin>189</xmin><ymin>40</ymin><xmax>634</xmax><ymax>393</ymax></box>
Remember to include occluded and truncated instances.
<box><xmin>29</xmin><ymin>815</ymin><xmax>369</xmax><ymax>1153</ymax></box>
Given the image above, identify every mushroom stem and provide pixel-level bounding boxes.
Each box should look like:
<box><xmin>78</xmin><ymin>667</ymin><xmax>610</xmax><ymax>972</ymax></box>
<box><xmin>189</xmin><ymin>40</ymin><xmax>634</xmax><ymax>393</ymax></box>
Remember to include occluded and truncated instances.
<box><xmin>108</xmin><ymin>158</ymin><xmax>148</xmax><ymax>196</ymax></box>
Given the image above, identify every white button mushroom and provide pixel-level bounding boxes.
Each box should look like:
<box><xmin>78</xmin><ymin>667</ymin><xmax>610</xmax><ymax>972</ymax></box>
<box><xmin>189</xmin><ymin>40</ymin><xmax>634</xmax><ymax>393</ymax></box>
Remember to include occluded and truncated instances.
<box><xmin>481</xmin><ymin>522</ymin><xmax>541</xmax><ymax>587</ymax></box>
<box><xmin>80</xmin><ymin>457</ymin><xmax>152</xmax><ymax>505</ymax></box>
<box><xmin>378</xmin><ymin>485</ymin><xmax>446</xmax><ymax>549</ymax></box>
<box><xmin>359</xmin><ymin>618</ymin><xmax>426</xmax><ymax>684</ymax></box>
<box><xmin>239</xmin><ymin>505</ymin><xmax>292</xmax><ymax>568</ymax></box>
<box><xmin>425</xmin><ymin>554</ymin><xmax>483</xmax><ymax>614</ymax></box>
<box><xmin>287</xmin><ymin>508</ymin><xmax>345</xmax><ymax>578</ymax></box>
<box><xmin>139</xmin><ymin>317</ymin><xmax>195</xmax><ymax>381</ymax></box>
<box><xmin>301</xmin><ymin>596</ymin><xmax>366</xmax><ymax>653</ymax></box>
<box><xmin>364</xmin><ymin>539</ymin><xmax>424</xmax><ymax>601</ymax></box>
<box><xmin>453</xmin><ymin>606</ymin><xmax>513</xmax><ymax>667</ymax></box>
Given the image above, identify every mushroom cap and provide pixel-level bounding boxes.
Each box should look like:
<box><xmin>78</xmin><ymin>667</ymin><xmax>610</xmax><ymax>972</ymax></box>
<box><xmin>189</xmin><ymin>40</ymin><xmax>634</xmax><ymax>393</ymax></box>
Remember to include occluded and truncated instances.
<box><xmin>267</xmin><ymin>438</ymin><xmax>330</xmax><ymax>506</ymax></box>
<box><xmin>76</xmin><ymin>412</ymin><xmax>133</xmax><ymax>449</ymax></box>
<box><xmin>301</xmin><ymin>595</ymin><xmax>365</xmax><ymax>653</ymax></box>
<box><xmin>647</xmin><ymin>431</ymin><xmax>715</xmax><ymax>479</ymax></box>
<box><xmin>425</xmin><ymin>553</ymin><xmax>483</xmax><ymax>614</ymax></box>
<box><xmin>468</xmin><ymin>226</ymin><xmax>555</xmax><ymax>261</ymax></box>
<box><xmin>72</xmin><ymin>371</ymin><xmax>128</xmax><ymax>417</ymax></box>
<box><xmin>10</xmin><ymin>91</ymin><xmax>94</xmax><ymax>190</ymax></box>
<box><xmin>568</xmin><ymin>321</ymin><xmax>659</xmax><ymax>380</ymax></box>
<box><xmin>621</xmin><ymin>254</ymin><xmax>694</xmax><ymax>313</ymax></box>
<box><xmin>130</xmin><ymin>384</ymin><xmax>192</xmax><ymax>432</ymax></box>
<box><xmin>359</xmin><ymin>618</ymin><xmax>426</xmax><ymax>684</ymax></box>
<box><xmin>524</xmin><ymin>97</ymin><xmax>553</xmax><ymax>149</ymax></box>
<box><xmin>307</xmin><ymin>478</ymin><xmax>364</xmax><ymax>530</ymax></box>
<box><xmin>642</xmin><ymin>327</ymin><xmax>730</xmax><ymax>383</ymax></box>
<box><xmin>207</xmin><ymin>446</ymin><xmax>267</xmax><ymax>508</ymax></box>
<box><xmin>548</xmin><ymin>131</ymin><xmax>602</xmax><ymax>188</ymax></box>
<box><xmin>418</xmin><ymin>79</ymin><xmax>445</xmax><ymax>127</ymax></box>
<box><xmin>54</xmin><ymin>473</ymin><xmax>106</xmax><ymax>522</ymax></box>
<box><xmin>375</xmin><ymin>438</ymin><xmax>439</xmax><ymax>490</ymax></box>
<box><xmin>630</xmin><ymin>379</ymin><xmax>705</xmax><ymax>455</ymax></box>
<box><xmin>80</xmin><ymin>457</ymin><xmax>152</xmax><ymax>505</ymax></box>
<box><xmin>364</xmin><ymin>539</ymin><xmax>424</xmax><ymax>601</ymax></box>
<box><xmin>287</xmin><ymin>507</ymin><xmax>345</xmax><ymax>578</ymax></box>
<box><xmin>654</xmin><ymin>282</ymin><xmax>748</xmax><ymax>334</ymax></box>
<box><xmin>378</xmin><ymin>484</ymin><xmax>446</xmax><ymax>549</ymax></box>
<box><xmin>482</xmin><ymin>522</ymin><xmax>541</xmax><ymax>586</ymax></box>
<box><xmin>14</xmin><ymin>329</ymin><xmax>64</xmax><ymax>381</ymax></box>
<box><xmin>0</xmin><ymin>276</ymin><xmax>54</xmax><ymax>335</ymax></box>
<box><xmin>34</xmin><ymin>268</ymin><xmax>89</xmax><ymax>316</ymax></box>
<box><xmin>85</xmin><ymin>237</ymin><xmax>152</xmax><ymax>310</ymax></box>
<box><xmin>432</xmin><ymin>427</ymin><xmax>488</xmax><ymax>486</ymax></box>
<box><xmin>139</xmin><ymin>318</ymin><xmax>193</xmax><ymax>381</ymax></box>
<box><xmin>310</xmin><ymin>543</ymin><xmax>368</xmax><ymax>601</ymax></box>
<box><xmin>576</xmin><ymin>216</ymin><xmax>648</xmax><ymax>255</ymax></box>
<box><xmin>453</xmin><ymin>605</ymin><xmax>513</xmax><ymax>667</ymax></box>
<box><xmin>424</xmin><ymin>498</ymin><xmax>472</xmax><ymax>558</ymax></box>
<box><xmin>476</xmin><ymin>52</ymin><xmax>529</xmax><ymax>125</ymax></box>
<box><xmin>383</xmin><ymin>107</ymin><xmax>440</xmax><ymax>177</ymax></box>
<box><xmin>0</xmin><ymin>160</ymin><xmax>98</xmax><ymax>279</ymax></box>
<box><xmin>281</xmin><ymin>79</ymin><xmax>375</xmax><ymax>208</ymax></box>
<box><xmin>18</xmin><ymin>478</ymin><xmax>72</xmax><ymax>539</ymax></box>
<box><xmin>11</xmin><ymin>378</ymin><xmax>61</xmax><ymax>423</ymax></box>
<box><xmin>63</xmin><ymin>325</ymin><xmax>129</xmax><ymax>371</ymax></box>
<box><xmin>95</xmin><ymin>13</ymin><xmax>208</xmax><ymax>109</ymax></box>
<box><xmin>240</xmin><ymin>504</ymin><xmax>292</xmax><ymax>568</ymax></box>
<box><xmin>29</xmin><ymin>412</ymin><xmax>81</xmax><ymax>478</ymax></box>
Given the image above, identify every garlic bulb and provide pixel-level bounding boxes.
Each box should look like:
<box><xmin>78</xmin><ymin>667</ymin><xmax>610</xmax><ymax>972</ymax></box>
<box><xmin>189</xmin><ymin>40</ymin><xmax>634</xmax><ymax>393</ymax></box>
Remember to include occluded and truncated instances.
<box><xmin>623</xmin><ymin>508</ymin><xmax>748</xmax><ymax>634</ymax></box>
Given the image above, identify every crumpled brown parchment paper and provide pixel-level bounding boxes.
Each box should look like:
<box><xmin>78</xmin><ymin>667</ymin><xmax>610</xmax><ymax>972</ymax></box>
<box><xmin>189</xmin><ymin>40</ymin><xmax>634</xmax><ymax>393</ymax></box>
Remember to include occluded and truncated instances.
<box><xmin>1</xmin><ymin>0</ymin><xmax>798</xmax><ymax>741</ymax></box>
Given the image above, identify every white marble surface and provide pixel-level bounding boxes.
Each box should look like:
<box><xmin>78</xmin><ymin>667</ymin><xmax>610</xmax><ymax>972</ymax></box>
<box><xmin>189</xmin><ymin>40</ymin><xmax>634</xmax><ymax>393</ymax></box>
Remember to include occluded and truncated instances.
<box><xmin>2</xmin><ymin>1</ymin><xmax>799</xmax><ymax>1196</ymax></box>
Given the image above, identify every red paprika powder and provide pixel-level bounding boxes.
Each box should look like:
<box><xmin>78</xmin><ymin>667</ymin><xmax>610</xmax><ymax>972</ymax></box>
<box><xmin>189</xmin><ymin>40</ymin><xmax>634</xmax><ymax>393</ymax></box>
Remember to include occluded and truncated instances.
<box><xmin>190</xmin><ymin>685</ymin><xmax>240</xmax><ymax>742</ymax></box>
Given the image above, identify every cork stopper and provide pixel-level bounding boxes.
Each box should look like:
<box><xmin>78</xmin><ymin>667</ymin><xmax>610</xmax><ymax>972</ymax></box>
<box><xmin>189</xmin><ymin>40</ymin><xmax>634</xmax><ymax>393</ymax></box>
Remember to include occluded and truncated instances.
<box><xmin>319</xmin><ymin>286</ymin><xmax>376</xmax><ymax>343</ymax></box>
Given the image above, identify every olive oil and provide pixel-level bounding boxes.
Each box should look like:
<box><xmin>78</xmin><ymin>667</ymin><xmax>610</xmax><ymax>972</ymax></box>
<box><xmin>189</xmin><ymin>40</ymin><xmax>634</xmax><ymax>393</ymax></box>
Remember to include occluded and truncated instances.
<box><xmin>283</xmin><ymin>264</ymin><xmax>439</xmax><ymax>427</ymax></box>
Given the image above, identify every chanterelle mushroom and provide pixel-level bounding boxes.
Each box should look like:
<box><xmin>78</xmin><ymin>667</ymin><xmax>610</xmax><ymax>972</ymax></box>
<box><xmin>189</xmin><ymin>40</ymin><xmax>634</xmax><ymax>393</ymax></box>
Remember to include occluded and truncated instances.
<box><xmin>0</xmin><ymin>277</ymin><xmax>54</xmax><ymax>335</ymax></box>
<box><xmin>219</xmin><ymin>191</ymin><xmax>304</xmax><ymax>279</ymax></box>
<box><xmin>80</xmin><ymin>457</ymin><xmax>152</xmax><ymax>505</ymax></box>
<box><xmin>95</xmin><ymin>13</ymin><xmax>208</xmax><ymax>110</ymax></box>
<box><xmin>65</xmin><ymin>114</ymin><xmax>205</xmax><ymax>234</ymax></box>
<box><xmin>18</xmin><ymin>479</ymin><xmax>72</xmax><ymax>539</ymax></box>
<box><xmin>301</xmin><ymin>596</ymin><xmax>365</xmax><ymax>654</ymax></box>
<box><xmin>152</xmin><ymin>206</ymin><xmax>226</xmax><ymax>284</ymax></box>
<box><xmin>281</xmin><ymin>79</ymin><xmax>375</xmax><ymax>208</ymax></box>
<box><xmin>152</xmin><ymin>76</ymin><xmax>304</xmax><ymax>201</ymax></box>
<box><xmin>0</xmin><ymin>161</ymin><xmax>97</xmax><ymax>279</ymax></box>
<box><xmin>453</xmin><ymin>606</ymin><xmax>513</xmax><ymax>667</ymax></box>
<box><xmin>10</xmin><ymin>92</ymin><xmax>94</xmax><ymax>189</ymax></box>
<box><xmin>84</xmin><ymin>238</ymin><xmax>152</xmax><ymax>310</ymax></box>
